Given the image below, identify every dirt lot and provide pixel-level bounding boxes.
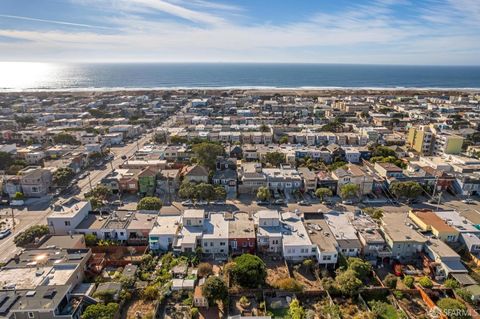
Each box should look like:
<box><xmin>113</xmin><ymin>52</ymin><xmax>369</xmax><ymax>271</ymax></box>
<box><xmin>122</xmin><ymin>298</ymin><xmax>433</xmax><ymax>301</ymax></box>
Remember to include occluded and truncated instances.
<box><xmin>264</xmin><ymin>258</ymin><xmax>290</xmax><ymax>287</ymax></box>
<box><xmin>396</xmin><ymin>292</ymin><xmax>430</xmax><ymax>317</ymax></box>
<box><xmin>124</xmin><ymin>299</ymin><xmax>155</xmax><ymax>319</ymax></box>
<box><xmin>292</xmin><ymin>267</ymin><xmax>321</xmax><ymax>290</ymax></box>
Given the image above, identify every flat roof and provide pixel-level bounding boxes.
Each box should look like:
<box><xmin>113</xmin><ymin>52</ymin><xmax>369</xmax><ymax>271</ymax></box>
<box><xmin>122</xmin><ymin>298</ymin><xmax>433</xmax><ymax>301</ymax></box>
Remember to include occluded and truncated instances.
<box><xmin>381</xmin><ymin>213</ymin><xmax>427</xmax><ymax>243</ymax></box>
<box><xmin>303</xmin><ymin>215</ymin><xmax>337</xmax><ymax>253</ymax></box>
<box><xmin>203</xmin><ymin>213</ymin><xmax>228</xmax><ymax>239</ymax></box>
<box><xmin>183</xmin><ymin>209</ymin><xmax>204</xmax><ymax>219</ymax></box>
<box><xmin>75</xmin><ymin>214</ymin><xmax>107</xmax><ymax>230</ymax></box>
<box><xmin>40</xmin><ymin>235</ymin><xmax>85</xmax><ymax>249</ymax></box>
<box><xmin>228</xmin><ymin>212</ymin><xmax>255</xmax><ymax>239</ymax></box>
<box><xmin>281</xmin><ymin>212</ymin><xmax>312</xmax><ymax>247</ymax></box>
<box><xmin>434</xmin><ymin>211</ymin><xmax>480</xmax><ymax>233</ymax></box>
<box><xmin>324</xmin><ymin>211</ymin><xmax>358</xmax><ymax>241</ymax></box>
<box><xmin>128</xmin><ymin>212</ymin><xmax>157</xmax><ymax>230</ymax></box>
<box><xmin>150</xmin><ymin>215</ymin><xmax>181</xmax><ymax>236</ymax></box>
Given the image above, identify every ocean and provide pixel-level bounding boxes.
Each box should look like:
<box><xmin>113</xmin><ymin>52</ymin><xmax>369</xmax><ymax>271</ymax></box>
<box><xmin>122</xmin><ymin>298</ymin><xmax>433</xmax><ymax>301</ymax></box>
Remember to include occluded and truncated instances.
<box><xmin>1</xmin><ymin>62</ymin><xmax>480</xmax><ymax>91</ymax></box>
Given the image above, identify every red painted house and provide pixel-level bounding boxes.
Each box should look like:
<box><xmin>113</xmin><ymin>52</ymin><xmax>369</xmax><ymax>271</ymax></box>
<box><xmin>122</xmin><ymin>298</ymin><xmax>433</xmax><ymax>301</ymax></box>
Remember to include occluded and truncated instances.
<box><xmin>227</xmin><ymin>211</ymin><xmax>256</xmax><ymax>255</ymax></box>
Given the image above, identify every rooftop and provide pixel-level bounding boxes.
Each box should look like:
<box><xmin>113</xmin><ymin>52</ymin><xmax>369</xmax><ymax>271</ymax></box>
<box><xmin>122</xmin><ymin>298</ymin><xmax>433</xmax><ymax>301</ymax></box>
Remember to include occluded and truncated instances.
<box><xmin>381</xmin><ymin>213</ymin><xmax>427</xmax><ymax>243</ymax></box>
<box><xmin>228</xmin><ymin>212</ymin><xmax>255</xmax><ymax>239</ymax></box>
<box><xmin>303</xmin><ymin>215</ymin><xmax>337</xmax><ymax>253</ymax></box>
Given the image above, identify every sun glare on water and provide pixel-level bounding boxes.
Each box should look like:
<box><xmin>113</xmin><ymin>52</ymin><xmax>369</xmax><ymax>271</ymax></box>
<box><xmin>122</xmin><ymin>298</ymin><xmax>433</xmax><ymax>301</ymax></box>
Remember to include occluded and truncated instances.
<box><xmin>0</xmin><ymin>62</ymin><xmax>58</xmax><ymax>90</ymax></box>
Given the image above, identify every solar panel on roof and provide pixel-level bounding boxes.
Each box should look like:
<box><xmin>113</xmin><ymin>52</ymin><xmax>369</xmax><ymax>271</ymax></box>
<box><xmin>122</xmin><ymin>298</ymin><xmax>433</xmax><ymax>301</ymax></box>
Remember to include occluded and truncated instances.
<box><xmin>0</xmin><ymin>293</ymin><xmax>7</xmax><ymax>306</ymax></box>
<box><xmin>0</xmin><ymin>295</ymin><xmax>20</xmax><ymax>315</ymax></box>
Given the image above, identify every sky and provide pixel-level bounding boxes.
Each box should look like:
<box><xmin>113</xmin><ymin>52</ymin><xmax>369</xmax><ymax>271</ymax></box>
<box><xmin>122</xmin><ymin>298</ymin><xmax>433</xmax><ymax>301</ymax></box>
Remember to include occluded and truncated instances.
<box><xmin>0</xmin><ymin>0</ymin><xmax>479</xmax><ymax>65</ymax></box>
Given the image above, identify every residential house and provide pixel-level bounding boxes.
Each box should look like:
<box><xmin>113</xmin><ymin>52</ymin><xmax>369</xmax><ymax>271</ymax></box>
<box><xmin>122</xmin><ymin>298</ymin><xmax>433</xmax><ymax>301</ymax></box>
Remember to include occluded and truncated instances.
<box><xmin>227</xmin><ymin>211</ymin><xmax>256</xmax><ymax>255</ymax></box>
<box><xmin>264</xmin><ymin>164</ymin><xmax>302</xmax><ymax>193</ymax></box>
<box><xmin>18</xmin><ymin>166</ymin><xmax>53</xmax><ymax>197</ymax></box>
<box><xmin>281</xmin><ymin>212</ymin><xmax>316</xmax><ymax>261</ymax></box>
<box><xmin>332</xmin><ymin>164</ymin><xmax>374</xmax><ymax>196</ymax></box>
<box><xmin>324</xmin><ymin>211</ymin><xmax>362</xmax><ymax>257</ymax></box>
<box><xmin>303</xmin><ymin>215</ymin><xmax>338</xmax><ymax>267</ymax></box>
<box><xmin>380</xmin><ymin>212</ymin><xmax>427</xmax><ymax>260</ymax></box>
<box><xmin>408</xmin><ymin>209</ymin><xmax>459</xmax><ymax>243</ymax></box>
<box><xmin>149</xmin><ymin>215</ymin><xmax>181</xmax><ymax>251</ymax></box>
<box><xmin>47</xmin><ymin>198</ymin><xmax>92</xmax><ymax>235</ymax></box>
<box><xmin>298</xmin><ymin>167</ymin><xmax>317</xmax><ymax>192</ymax></box>
<box><xmin>174</xmin><ymin>209</ymin><xmax>205</xmax><ymax>253</ymax></box>
<box><xmin>138</xmin><ymin>167</ymin><xmax>158</xmax><ymax>196</ymax></box>
<box><xmin>181</xmin><ymin>164</ymin><xmax>209</xmax><ymax>183</ymax></box>
<box><xmin>237</xmin><ymin>162</ymin><xmax>267</xmax><ymax>194</ymax></box>
<box><xmin>202</xmin><ymin>212</ymin><xmax>229</xmax><ymax>259</ymax></box>
<box><xmin>256</xmin><ymin>210</ymin><xmax>283</xmax><ymax>253</ymax></box>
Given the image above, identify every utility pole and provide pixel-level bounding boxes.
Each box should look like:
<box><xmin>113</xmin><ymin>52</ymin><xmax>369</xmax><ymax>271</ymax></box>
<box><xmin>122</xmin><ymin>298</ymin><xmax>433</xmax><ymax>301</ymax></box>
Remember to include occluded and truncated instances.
<box><xmin>87</xmin><ymin>173</ymin><xmax>93</xmax><ymax>193</ymax></box>
<box><xmin>11</xmin><ymin>207</ymin><xmax>15</xmax><ymax>229</ymax></box>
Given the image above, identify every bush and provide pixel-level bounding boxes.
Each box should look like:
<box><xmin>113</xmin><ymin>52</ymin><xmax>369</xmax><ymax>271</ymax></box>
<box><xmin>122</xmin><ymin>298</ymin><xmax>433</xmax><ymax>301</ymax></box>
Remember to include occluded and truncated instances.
<box><xmin>142</xmin><ymin>285</ymin><xmax>159</xmax><ymax>300</ymax></box>
<box><xmin>335</xmin><ymin>269</ymin><xmax>363</xmax><ymax>296</ymax></box>
<box><xmin>93</xmin><ymin>289</ymin><xmax>116</xmax><ymax>303</ymax></box>
<box><xmin>436</xmin><ymin>298</ymin><xmax>468</xmax><ymax>319</ymax></box>
<box><xmin>384</xmin><ymin>274</ymin><xmax>398</xmax><ymax>289</ymax></box>
<box><xmin>191</xmin><ymin>307</ymin><xmax>199</xmax><ymax>319</ymax></box>
<box><xmin>84</xmin><ymin>234</ymin><xmax>97</xmax><ymax>246</ymax></box>
<box><xmin>444</xmin><ymin>278</ymin><xmax>460</xmax><ymax>289</ymax></box>
<box><xmin>302</xmin><ymin>259</ymin><xmax>314</xmax><ymax>269</ymax></box>
<box><xmin>418</xmin><ymin>276</ymin><xmax>433</xmax><ymax>288</ymax></box>
<box><xmin>197</xmin><ymin>262</ymin><xmax>213</xmax><ymax>278</ymax></box>
<box><xmin>403</xmin><ymin>275</ymin><xmax>415</xmax><ymax>288</ymax></box>
<box><xmin>82</xmin><ymin>303</ymin><xmax>118</xmax><ymax>319</ymax></box>
<box><xmin>14</xmin><ymin>225</ymin><xmax>49</xmax><ymax>247</ymax></box>
<box><xmin>275</xmin><ymin>278</ymin><xmax>304</xmax><ymax>292</ymax></box>
<box><xmin>202</xmin><ymin>276</ymin><xmax>228</xmax><ymax>306</ymax></box>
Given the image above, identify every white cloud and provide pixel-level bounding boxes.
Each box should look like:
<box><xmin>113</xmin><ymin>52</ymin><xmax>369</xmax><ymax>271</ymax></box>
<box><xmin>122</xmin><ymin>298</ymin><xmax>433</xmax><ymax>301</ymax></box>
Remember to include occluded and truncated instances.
<box><xmin>0</xmin><ymin>0</ymin><xmax>479</xmax><ymax>64</ymax></box>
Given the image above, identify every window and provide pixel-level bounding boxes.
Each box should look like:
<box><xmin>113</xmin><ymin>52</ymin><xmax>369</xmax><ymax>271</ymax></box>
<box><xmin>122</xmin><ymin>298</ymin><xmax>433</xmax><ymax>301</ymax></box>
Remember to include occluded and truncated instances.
<box><xmin>204</xmin><ymin>242</ymin><xmax>208</xmax><ymax>247</ymax></box>
<box><xmin>220</xmin><ymin>242</ymin><xmax>225</xmax><ymax>246</ymax></box>
<box><xmin>92</xmin><ymin>232</ymin><xmax>97</xmax><ymax>236</ymax></box>
<box><xmin>64</xmin><ymin>221</ymin><xmax>71</xmax><ymax>226</ymax></box>
<box><xmin>186</xmin><ymin>220</ymin><xmax>191</xmax><ymax>226</ymax></box>
<box><xmin>242</xmin><ymin>242</ymin><xmax>247</xmax><ymax>247</ymax></box>
<box><xmin>120</xmin><ymin>232</ymin><xmax>124</xmax><ymax>236</ymax></box>
<box><xmin>28</xmin><ymin>313</ymin><xmax>34</xmax><ymax>319</ymax></box>
<box><xmin>210</xmin><ymin>242</ymin><xmax>213</xmax><ymax>247</ymax></box>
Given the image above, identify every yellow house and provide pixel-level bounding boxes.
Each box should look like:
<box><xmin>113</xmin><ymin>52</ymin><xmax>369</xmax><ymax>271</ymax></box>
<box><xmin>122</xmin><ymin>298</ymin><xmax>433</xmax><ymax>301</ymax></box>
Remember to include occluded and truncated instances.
<box><xmin>408</xmin><ymin>210</ymin><xmax>459</xmax><ymax>242</ymax></box>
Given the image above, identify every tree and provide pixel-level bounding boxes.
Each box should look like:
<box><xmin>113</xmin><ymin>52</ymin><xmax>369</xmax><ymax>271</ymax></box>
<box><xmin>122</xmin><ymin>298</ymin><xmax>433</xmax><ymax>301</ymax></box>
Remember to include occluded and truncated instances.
<box><xmin>142</xmin><ymin>285</ymin><xmax>159</xmax><ymax>300</ymax></box>
<box><xmin>197</xmin><ymin>262</ymin><xmax>213</xmax><ymax>277</ymax></box>
<box><xmin>191</xmin><ymin>142</ymin><xmax>225</xmax><ymax>170</ymax></box>
<box><xmin>363</xmin><ymin>207</ymin><xmax>384</xmax><ymax>220</ymax></box>
<box><xmin>327</xmin><ymin>160</ymin><xmax>347</xmax><ymax>171</ymax></box>
<box><xmin>179</xmin><ymin>181</ymin><xmax>197</xmax><ymax>200</ymax></box>
<box><xmin>288</xmin><ymin>299</ymin><xmax>306</xmax><ymax>319</ymax></box>
<box><xmin>315</xmin><ymin>188</ymin><xmax>333</xmax><ymax>201</ymax></box>
<box><xmin>418</xmin><ymin>276</ymin><xmax>433</xmax><ymax>288</ymax></box>
<box><xmin>239</xmin><ymin>296</ymin><xmax>250</xmax><ymax>308</ymax></box>
<box><xmin>335</xmin><ymin>269</ymin><xmax>363</xmax><ymax>296</ymax></box>
<box><xmin>84</xmin><ymin>234</ymin><xmax>97</xmax><ymax>246</ymax></box>
<box><xmin>195</xmin><ymin>183</ymin><xmax>216</xmax><ymax>201</ymax></box>
<box><xmin>53</xmin><ymin>133</ymin><xmax>79</xmax><ymax>145</ymax></box>
<box><xmin>202</xmin><ymin>276</ymin><xmax>228</xmax><ymax>306</ymax></box>
<box><xmin>383</xmin><ymin>274</ymin><xmax>398</xmax><ymax>289</ymax></box>
<box><xmin>264</xmin><ymin>152</ymin><xmax>286</xmax><ymax>167</ymax></box>
<box><xmin>191</xmin><ymin>307</ymin><xmax>199</xmax><ymax>319</ymax></box>
<box><xmin>259</xmin><ymin>124</ymin><xmax>270</xmax><ymax>132</ymax></box>
<box><xmin>0</xmin><ymin>152</ymin><xmax>13</xmax><ymax>170</ymax></box>
<box><xmin>279</xmin><ymin>135</ymin><xmax>289</xmax><ymax>144</ymax></box>
<box><xmin>347</xmin><ymin>257</ymin><xmax>372</xmax><ymax>281</ymax></box>
<box><xmin>390</xmin><ymin>181</ymin><xmax>423</xmax><ymax>199</ymax></box>
<box><xmin>214</xmin><ymin>186</ymin><xmax>227</xmax><ymax>200</ymax></box>
<box><xmin>372</xmin><ymin>146</ymin><xmax>396</xmax><ymax>157</ymax></box>
<box><xmin>437</xmin><ymin>298</ymin><xmax>468</xmax><ymax>319</ymax></box>
<box><xmin>256</xmin><ymin>186</ymin><xmax>271</xmax><ymax>201</ymax></box>
<box><xmin>14</xmin><ymin>225</ymin><xmax>49</xmax><ymax>247</ymax></box>
<box><xmin>85</xmin><ymin>185</ymin><xmax>112</xmax><ymax>209</ymax></box>
<box><xmin>403</xmin><ymin>275</ymin><xmax>415</xmax><ymax>288</ymax></box>
<box><xmin>232</xmin><ymin>254</ymin><xmax>267</xmax><ymax>288</ymax></box>
<box><xmin>152</xmin><ymin>133</ymin><xmax>166</xmax><ymax>144</ymax></box>
<box><xmin>14</xmin><ymin>115</ymin><xmax>35</xmax><ymax>127</ymax></box>
<box><xmin>53</xmin><ymin>167</ymin><xmax>75</xmax><ymax>187</ymax></box>
<box><xmin>82</xmin><ymin>303</ymin><xmax>118</xmax><ymax>319</ymax></box>
<box><xmin>339</xmin><ymin>183</ymin><xmax>360</xmax><ymax>199</ymax></box>
<box><xmin>137</xmin><ymin>197</ymin><xmax>163</xmax><ymax>210</ymax></box>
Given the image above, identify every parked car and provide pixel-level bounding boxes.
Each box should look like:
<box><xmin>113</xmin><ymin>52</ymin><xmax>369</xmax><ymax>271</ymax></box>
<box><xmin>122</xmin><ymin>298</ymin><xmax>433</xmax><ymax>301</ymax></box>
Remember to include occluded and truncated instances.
<box><xmin>196</xmin><ymin>200</ymin><xmax>208</xmax><ymax>206</ymax></box>
<box><xmin>0</xmin><ymin>228</ymin><xmax>11</xmax><ymax>239</ymax></box>
<box><xmin>273</xmin><ymin>199</ymin><xmax>286</xmax><ymax>205</ymax></box>
<box><xmin>256</xmin><ymin>200</ymin><xmax>270</xmax><ymax>206</ymax></box>
<box><xmin>298</xmin><ymin>200</ymin><xmax>310</xmax><ymax>206</ymax></box>
<box><xmin>112</xmin><ymin>200</ymin><xmax>123</xmax><ymax>206</ymax></box>
<box><xmin>342</xmin><ymin>200</ymin><xmax>353</xmax><ymax>205</ymax></box>
<box><xmin>181</xmin><ymin>200</ymin><xmax>194</xmax><ymax>206</ymax></box>
<box><xmin>213</xmin><ymin>200</ymin><xmax>226</xmax><ymax>205</ymax></box>
<box><xmin>121</xmin><ymin>155</ymin><xmax>127</xmax><ymax>160</ymax></box>
<box><xmin>78</xmin><ymin>172</ymin><xmax>89</xmax><ymax>180</ymax></box>
<box><xmin>462</xmin><ymin>198</ymin><xmax>474</xmax><ymax>204</ymax></box>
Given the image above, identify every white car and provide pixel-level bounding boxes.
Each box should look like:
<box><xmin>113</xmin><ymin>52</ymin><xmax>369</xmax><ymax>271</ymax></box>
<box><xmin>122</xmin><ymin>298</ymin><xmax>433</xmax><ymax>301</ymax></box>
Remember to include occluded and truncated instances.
<box><xmin>0</xmin><ymin>229</ymin><xmax>11</xmax><ymax>239</ymax></box>
<box><xmin>181</xmin><ymin>200</ymin><xmax>193</xmax><ymax>206</ymax></box>
<box><xmin>196</xmin><ymin>200</ymin><xmax>208</xmax><ymax>206</ymax></box>
<box><xmin>462</xmin><ymin>199</ymin><xmax>475</xmax><ymax>204</ymax></box>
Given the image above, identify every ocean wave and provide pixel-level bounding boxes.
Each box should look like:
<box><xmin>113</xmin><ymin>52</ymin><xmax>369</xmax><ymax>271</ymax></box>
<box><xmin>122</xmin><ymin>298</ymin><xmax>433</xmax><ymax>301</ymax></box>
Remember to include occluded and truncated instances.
<box><xmin>1</xmin><ymin>85</ymin><xmax>480</xmax><ymax>93</ymax></box>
